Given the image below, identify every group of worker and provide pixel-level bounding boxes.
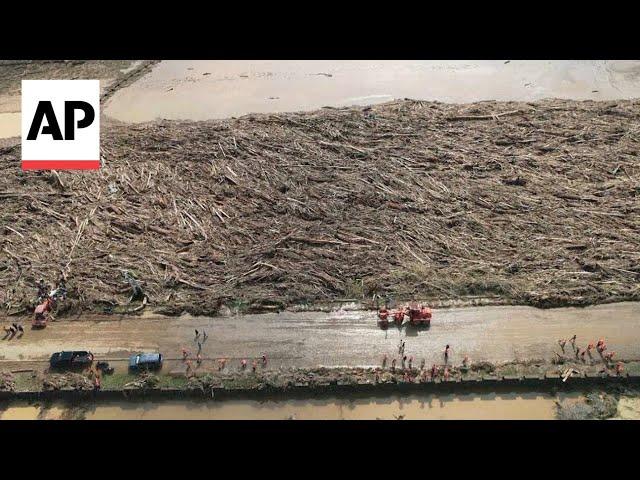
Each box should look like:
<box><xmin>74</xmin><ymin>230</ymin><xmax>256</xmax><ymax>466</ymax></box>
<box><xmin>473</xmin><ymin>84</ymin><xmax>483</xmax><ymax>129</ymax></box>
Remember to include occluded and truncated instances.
<box><xmin>557</xmin><ymin>335</ymin><xmax>624</xmax><ymax>375</ymax></box>
<box><xmin>181</xmin><ymin>345</ymin><xmax>268</xmax><ymax>377</ymax></box>
<box><xmin>36</xmin><ymin>277</ymin><xmax>67</xmax><ymax>303</ymax></box>
<box><xmin>2</xmin><ymin>322</ymin><xmax>25</xmax><ymax>339</ymax></box>
<box><xmin>380</xmin><ymin>340</ymin><xmax>460</xmax><ymax>383</ymax></box>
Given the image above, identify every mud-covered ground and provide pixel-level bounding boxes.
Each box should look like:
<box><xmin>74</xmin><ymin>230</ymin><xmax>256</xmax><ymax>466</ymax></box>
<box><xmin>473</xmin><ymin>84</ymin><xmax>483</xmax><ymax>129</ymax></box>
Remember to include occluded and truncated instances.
<box><xmin>2</xmin><ymin>98</ymin><xmax>640</xmax><ymax>316</ymax></box>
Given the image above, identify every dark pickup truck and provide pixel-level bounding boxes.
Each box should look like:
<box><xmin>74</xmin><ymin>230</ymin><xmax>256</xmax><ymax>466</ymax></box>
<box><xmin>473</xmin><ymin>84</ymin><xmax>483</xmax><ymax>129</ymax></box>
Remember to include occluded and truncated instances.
<box><xmin>49</xmin><ymin>351</ymin><xmax>94</xmax><ymax>370</ymax></box>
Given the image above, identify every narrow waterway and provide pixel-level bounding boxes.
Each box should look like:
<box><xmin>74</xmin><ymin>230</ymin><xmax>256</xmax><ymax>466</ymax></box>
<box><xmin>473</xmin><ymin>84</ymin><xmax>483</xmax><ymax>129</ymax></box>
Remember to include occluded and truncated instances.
<box><xmin>0</xmin><ymin>391</ymin><xmax>580</xmax><ymax>420</ymax></box>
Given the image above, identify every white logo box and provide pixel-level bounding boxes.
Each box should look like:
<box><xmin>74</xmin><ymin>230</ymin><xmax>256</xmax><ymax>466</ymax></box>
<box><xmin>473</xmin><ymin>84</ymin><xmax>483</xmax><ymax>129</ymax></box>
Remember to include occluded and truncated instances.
<box><xmin>22</xmin><ymin>79</ymin><xmax>100</xmax><ymax>170</ymax></box>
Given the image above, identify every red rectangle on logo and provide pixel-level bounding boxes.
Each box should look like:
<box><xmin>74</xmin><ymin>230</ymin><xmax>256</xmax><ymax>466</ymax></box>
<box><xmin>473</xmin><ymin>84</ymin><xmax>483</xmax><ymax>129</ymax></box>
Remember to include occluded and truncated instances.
<box><xmin>22</xmin><ymin>160</ymin><xmax>101</xmax><ymax>170</ymax></box>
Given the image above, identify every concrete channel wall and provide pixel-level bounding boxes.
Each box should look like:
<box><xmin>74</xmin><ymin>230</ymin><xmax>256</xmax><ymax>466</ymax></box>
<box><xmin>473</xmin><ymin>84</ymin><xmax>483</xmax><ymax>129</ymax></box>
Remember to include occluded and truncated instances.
<box><xmin>2</xmin><ymin>372</ymin><xmax>639</xmax><ymax>403</ymax></box>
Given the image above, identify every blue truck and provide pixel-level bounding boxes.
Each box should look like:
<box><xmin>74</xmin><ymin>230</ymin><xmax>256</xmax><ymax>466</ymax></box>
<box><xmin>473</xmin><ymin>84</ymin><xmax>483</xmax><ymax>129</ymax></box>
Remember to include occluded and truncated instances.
<box><xmin>128</xmin><ymin>352</ymin><xmax>163</xmax><ymax>371</ymax></box>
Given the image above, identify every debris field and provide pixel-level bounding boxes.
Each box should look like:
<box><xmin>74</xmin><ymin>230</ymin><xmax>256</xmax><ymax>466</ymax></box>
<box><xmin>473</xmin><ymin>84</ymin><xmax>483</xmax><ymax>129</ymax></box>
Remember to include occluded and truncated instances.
<box><xmin>1</xmin><ymin>99</ymin><xmax>639</xmax><ymax>316</ymax></box>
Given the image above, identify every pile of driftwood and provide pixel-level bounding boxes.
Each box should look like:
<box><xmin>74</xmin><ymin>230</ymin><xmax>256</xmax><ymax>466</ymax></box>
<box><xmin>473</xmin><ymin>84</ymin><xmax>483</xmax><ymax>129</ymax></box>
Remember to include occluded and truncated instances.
<box><xmin>1</xmin><ymin>99</ymin><xmax>639</xmax><ymax>316</ymax></box>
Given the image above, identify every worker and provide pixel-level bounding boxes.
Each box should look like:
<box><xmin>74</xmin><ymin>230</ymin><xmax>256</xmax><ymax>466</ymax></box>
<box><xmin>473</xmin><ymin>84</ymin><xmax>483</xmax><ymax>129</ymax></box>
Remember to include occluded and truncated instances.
<box><xmin>401</xmin><ymin>355</ymin><xmax>407</xmax><ymax>369</ymax></box>
<box><xmin>36</xmin><ymin>278</ymin><xmax>48</xmax><ymax>301</ymax></box>
<box><xmin>241</xmin><ymin>359</ymin><xmax>247</xmax><ymax>370</ymax></box>
<box><xmin>558</xmin><ymin>339</ymin><xmax>567</xmax><ymax>353</ymax></box>
<box><xmin>587</xmin><ymin>342</ymin><xmax>595</xmax><ymax>357</ymax></box>
<box><xmin>408</xmin><ymin>356</ymin><xmax>413</xmax><ymax>370</ymax></box>
<box><xmin>382</xmin><ymin>354</ymin><xmax>388</xmax><ymax>368</ymax></box>
<box><xmin>444</xmin><ymin>344</ymin><xmax>451</xmax><ymax>364</ymax></box>
<box><xmin>391</xmin><ymin>358</ymin><xmax>396</xmax><ymax>372</ymax></box>
<box><xmin>262</xmin><ymin>354</ymin><xmax>267</xmax><ymax>367</ymax></box>
<box><xmin>616</xmin><ymin>362</ymin><xmax>624</xmax><ymax>376</ymax></box>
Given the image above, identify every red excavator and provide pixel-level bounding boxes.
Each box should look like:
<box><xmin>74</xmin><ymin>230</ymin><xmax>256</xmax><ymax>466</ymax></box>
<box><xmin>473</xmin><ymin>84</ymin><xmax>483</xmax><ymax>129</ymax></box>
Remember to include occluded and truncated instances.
<box><xmin>378</xmin><ymin>302</ymin><xmax>432</xmax><ymax>329</ymax></box>
<box><xmin>33</xmin><ymin>296</ymin><xmax>55</xmax><ymax>329</ymax></box>
<box><xmin>407</xmin><ymin>303</ymin><xmax>432</xmax><ymax>327</ymax></box>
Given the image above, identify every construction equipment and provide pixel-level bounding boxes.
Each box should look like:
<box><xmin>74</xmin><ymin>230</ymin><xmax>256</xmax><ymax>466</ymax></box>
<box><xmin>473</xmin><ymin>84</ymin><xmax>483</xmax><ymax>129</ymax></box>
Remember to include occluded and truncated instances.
<box><xmin>408</xmin><ymin>305</ymin><xmax>432</xmax><ymax>327</ymax></box>
<box><xmin>32</xmin><ymin>289</ymin><xmax>64</xmax><ymax>329</ymax></box>
<box><xmin>377</xmin><ymin>303</ymin><xmax>432</xmax><ymax>329</ymax></box>
<box><xmin>377</xmin><ymin>307</ymin><xmax>390</xmax><ymax>328</ymax></box>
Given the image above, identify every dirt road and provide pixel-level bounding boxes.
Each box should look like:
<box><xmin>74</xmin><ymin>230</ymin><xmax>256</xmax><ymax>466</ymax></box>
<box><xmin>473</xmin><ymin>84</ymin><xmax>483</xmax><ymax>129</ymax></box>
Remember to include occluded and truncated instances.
<box><xmin>1</xmin><ymin>303</ymin><xmax>638</xmax><ymax>369</ymax></box>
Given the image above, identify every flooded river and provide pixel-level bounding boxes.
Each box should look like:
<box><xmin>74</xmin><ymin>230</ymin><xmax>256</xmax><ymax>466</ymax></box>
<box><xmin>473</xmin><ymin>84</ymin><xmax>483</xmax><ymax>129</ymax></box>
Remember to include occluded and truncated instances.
<box><xmin>0</xmin><ymin>391</ymin><xmax>577</xmax><ymax>420</ymax></box>
<box><xmin>3</xmin><ymin>60</ymin><xmax>640</xmax><ymax>139</ymax></box>
<box><xmin>103</xmin><ymin>60</ymin><xmax>640</xmax><ymax>124</ymax></box>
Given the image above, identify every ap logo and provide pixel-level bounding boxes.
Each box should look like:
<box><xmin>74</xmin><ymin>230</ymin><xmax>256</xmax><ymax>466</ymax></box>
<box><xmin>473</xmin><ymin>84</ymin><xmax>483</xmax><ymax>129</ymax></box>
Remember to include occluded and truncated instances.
<box><xmin>22</xmin><ymin>80</ymin><xmax>100</xmax><ymax>170</ymax></box>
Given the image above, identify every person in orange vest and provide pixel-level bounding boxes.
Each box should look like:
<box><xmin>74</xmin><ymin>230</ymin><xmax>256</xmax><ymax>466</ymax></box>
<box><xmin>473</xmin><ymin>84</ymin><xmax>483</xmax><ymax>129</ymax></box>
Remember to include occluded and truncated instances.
<box><xmin>569</xmin><ymin>335</ymin><xmax>577</xmax><ymax>350</ymax></box>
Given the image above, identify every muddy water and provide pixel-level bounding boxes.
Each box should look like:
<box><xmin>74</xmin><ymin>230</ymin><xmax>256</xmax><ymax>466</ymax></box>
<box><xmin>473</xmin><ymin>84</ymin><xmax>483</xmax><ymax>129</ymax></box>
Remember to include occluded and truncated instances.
<box><xmin>0</xmin><ymin>391</ymin><xmax>575</xmax><ymax>420</ymax></box>
<box><xmin>104</xmin><ymin>60</ymin><xmax>640</xmax><ymax>123</ymax></box>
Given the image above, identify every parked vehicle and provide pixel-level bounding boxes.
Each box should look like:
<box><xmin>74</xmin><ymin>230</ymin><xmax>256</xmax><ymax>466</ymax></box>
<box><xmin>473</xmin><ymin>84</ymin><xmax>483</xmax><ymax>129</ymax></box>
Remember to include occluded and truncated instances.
<box><xmin>49</xmin><ymin>351</ymin><xmax>94</xmax><ymax>369</ymax></box>
<box><xmin>129</xmin><ymin>352</ymin><xmax>163</xmax><ymax>371</ymax></box>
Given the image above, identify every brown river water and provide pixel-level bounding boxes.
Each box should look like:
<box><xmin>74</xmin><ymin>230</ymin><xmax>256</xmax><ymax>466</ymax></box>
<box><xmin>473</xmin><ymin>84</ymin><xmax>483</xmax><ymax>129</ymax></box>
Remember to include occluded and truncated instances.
<box><xmin>3</xmin><ymin>60</ymin><xmax>640</xmax><ymax>139</ymax></box>
<box><xmin>0</xmin><ymin>391</ymin><xmax>579</xmax><ymax>420</ymax></box>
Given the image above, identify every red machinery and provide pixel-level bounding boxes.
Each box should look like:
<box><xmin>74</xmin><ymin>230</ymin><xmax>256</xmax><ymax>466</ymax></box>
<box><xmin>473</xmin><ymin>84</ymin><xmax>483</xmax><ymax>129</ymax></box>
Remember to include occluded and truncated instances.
<box><xmin>32</xmin><ymin>296</ymin><xmax>56</xmax><ymax>329</ymax></box>
<box><xmin>408</xmin><ymin>305</ymin><xmax>432</xmax><ymax>327</ymax></box>
<box><xmin>377</xmin><ymin>307</ymin><xmax>390</xmax><ymax>328</ymax></box>
<box><xmin>393</xmin><ymin>308</ymin><xmax>406</xmax><ymax>326</ymax></box>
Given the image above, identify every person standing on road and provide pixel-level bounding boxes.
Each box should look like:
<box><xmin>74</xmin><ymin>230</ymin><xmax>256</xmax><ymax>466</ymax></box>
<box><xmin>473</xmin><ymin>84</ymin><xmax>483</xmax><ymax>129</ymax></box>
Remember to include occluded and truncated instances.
<box><xmin>444</xmin><ymin>344</ymin><xmax>451</xmax><ymax>364</ymax></box>
<box><xmin>558</xmin><ymin>339</ymin><xmax>567</xmax><ymax>353</ymax></box>
<box><xmin>570</xmin><ymin>335</ymin><xmax>577</xmax><ymax>350</ymax></box>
